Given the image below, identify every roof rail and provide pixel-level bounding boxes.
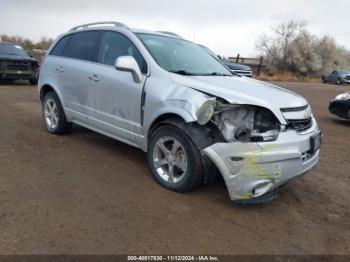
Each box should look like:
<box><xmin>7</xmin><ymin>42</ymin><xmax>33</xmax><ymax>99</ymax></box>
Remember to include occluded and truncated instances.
<box><xmin>69</xmin><ymin>21</ymin><xmax>128</xmax><ymax>32</ymax></box>
<box><xmin>157</xmin><ymin>31</ymin><xmax>183</xmax><ymax>38</ymax></box>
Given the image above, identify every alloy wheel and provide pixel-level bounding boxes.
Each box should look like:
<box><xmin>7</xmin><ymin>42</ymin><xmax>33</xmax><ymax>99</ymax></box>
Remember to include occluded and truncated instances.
<box><xmin>44</xmin><ymin>98</ymin><xmax>59</xmax><ymax>129</ymax></box>
<box><xmin>152</xmin><ymin>136</ymin><xmax>188</xmax><ymax>183</ymax></box>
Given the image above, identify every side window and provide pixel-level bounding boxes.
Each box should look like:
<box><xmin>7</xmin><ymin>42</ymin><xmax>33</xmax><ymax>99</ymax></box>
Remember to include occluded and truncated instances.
<box><xmin>50</xmin><ymin>35</ymin><xmax>71</xmax><ymax>56</ymax></box>
<box><xmin>97</xmin><ymin>32</ymin><xmax>147</xmax><ymax>74</ymax></box>
<box><xmin>63</xmin><ymin>31</ymin><xmax>101</xmax><ymax>62</ymax></box>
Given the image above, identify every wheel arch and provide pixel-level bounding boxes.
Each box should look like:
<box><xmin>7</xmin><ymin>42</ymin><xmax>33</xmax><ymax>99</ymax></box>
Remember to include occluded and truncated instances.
<box><xmin>147</xmin><ymin>113</ymin><xmax>221</xmax><ymax>184</ymax></box>
<box><xmin>148</xmin><ymin>113</ymin><xmax>186</xmax><ymax>138</ymax></box>
<box><xmin>39</xmin><ymin>83</ymin><xmax>70</xmax><ymax>122</ymax></box>
<box><xmin>39</xmin><ymin>84</ymin><xmax>63</xmax><ymax>103</ymax></box>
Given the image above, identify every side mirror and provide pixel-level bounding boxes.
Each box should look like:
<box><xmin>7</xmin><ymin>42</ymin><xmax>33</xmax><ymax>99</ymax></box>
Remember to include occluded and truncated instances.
<box><xmin>115</xmin><ymin>56</ymin><xmax>142</xmax><ymax>83</ymax></box>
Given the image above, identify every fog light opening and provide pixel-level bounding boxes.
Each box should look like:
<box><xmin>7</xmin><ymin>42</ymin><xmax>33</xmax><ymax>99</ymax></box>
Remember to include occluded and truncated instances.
<box><xmin>252</xmin><ymin>182</ymin><xmax>273</xmax><ymax>197</ymax></box>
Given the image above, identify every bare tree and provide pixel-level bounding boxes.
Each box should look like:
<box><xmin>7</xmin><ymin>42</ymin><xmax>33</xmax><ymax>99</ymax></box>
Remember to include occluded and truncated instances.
<box><xmin>256</xmin><ymin>20</ymin><xmax>350</xmax><ymax>76</ymax></box>
<box><xmin>0</xmin><ymin>34</ymin><xmax>53</xmax><ymax>51</ymax></box>
<box><xmin>273</xmin><ymin>20</ymin><xmax>307</xmax><ymax>70</ymax></box>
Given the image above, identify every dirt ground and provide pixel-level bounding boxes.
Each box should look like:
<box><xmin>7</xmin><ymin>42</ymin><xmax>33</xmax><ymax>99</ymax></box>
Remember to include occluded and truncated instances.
<box><xmin>0</xmin><ymin>81</ymin><xmax>349</xmax><ymax>255</ymax></box>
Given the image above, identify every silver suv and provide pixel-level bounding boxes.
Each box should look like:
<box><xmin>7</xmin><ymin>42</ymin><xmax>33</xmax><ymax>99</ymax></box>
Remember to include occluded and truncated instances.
<box><xmin>38</xmin><ymin>22</ymin><xmax>321</xmax><ymax>203</ymax></box>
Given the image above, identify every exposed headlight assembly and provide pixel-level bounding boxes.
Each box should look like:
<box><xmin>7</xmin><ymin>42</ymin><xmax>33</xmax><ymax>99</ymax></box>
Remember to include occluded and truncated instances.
<box><xmin>196</xmin><ymin>97</ymin><xmax>216</xmax><ymax>125</ymax></box>
<box><xmin>214</xmin><ymin>105</ymin><xmax>280</xmax><ymax>142</ymax></box>
<box><xmin>334</xmin><ymin>93</ymin><xmax>350</xmax><ymax>101</ymax></box>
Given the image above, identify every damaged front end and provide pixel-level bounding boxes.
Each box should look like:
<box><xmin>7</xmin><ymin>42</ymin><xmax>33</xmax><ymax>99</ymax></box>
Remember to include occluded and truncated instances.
<box><xmin>198</xmin><ymin>99</ymin><xmax>321</xmax><ymax>203</ymax></box>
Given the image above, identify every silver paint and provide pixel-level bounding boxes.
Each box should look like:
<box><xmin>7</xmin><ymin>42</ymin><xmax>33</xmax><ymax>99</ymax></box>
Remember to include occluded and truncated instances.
<box><xmin>38</xmin><ymin>24</ymin><xmax>321</xmax><ymax>201</ymax></box>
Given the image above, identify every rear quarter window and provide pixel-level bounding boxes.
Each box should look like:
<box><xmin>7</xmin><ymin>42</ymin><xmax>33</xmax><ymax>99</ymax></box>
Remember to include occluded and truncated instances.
<box><xmin>50</xmin><ymin>35</ymin><xmax>71</xmax><ymax>56</ymax></box>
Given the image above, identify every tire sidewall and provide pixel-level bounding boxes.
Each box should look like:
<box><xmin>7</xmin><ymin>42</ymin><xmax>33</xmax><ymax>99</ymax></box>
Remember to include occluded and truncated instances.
<box><xmin>147</xmin><ymin>125</ymin><xmax>203</xmax><ymax>192</ymax></box>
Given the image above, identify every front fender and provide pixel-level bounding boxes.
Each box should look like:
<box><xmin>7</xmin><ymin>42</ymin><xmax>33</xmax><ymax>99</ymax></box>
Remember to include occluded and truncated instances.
<box><xmin>144</xmin><ymin>89</ymin><xmax>213</xmax><ymax>131</ymax></box>
<box><xmin>142</xmin><ymin>86</ymin><xmax>213</xmax><ymax>150</ymax></box>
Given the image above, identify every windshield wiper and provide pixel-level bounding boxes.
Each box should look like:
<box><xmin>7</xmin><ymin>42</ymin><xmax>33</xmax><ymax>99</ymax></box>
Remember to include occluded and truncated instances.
<box><xmin>196</xmin><ymin>72</ymin><xmax>234</xmax><ymax>76</ymax></box>
<box><xmin>169</xmin><ymin>70</ymin><xmax>234</xmax><ymax>77</ymax></box>
<box><xmin>208</xmin><ymin>72</ymin><xmax>233</xmax><ymax>76</ymax></box>
<box><xmin>169</xmin><ymin>70</ymin><xmax>197</xmax><ymax>76</ymax></box>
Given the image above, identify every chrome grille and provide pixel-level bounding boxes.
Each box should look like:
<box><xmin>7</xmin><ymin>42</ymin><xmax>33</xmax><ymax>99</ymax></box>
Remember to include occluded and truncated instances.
<box><xmin>230</xmin><ymin>70</ymin><xmax>253</xmax><ymax>77</ymax></box>
<box><xmin>286</xmin><ymin>118</ymin><xmax>312</xmax><ymax>132</ymax></box>
<box><xmin>280</xmin><ymin>105</ymin><xmax>308</xmax><ymax>112</ymax></box>
<box><xmin>7</xmin><ymin>64</ymin><xmax>28</xmax><ymax>70</ymax></box>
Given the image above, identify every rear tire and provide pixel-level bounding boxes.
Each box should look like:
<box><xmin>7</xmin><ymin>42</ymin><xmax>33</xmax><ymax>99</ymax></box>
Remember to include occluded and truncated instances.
<box><xmin>147</xmin><ymin>125</ymin><xmax>204</xmax><ymax>193</ymax></box>
<box><xmin>42</xmin><ymin>92</ymin><xmax>72</xmax><ymax>134</ymax></box>
<box><xmin>321</xmin><ymin>77</ymin><xmax>326</xmax><ymax>83</ymax></box>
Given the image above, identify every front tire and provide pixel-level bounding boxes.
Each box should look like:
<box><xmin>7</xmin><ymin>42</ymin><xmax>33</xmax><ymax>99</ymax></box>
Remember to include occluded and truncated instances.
<box><xmin>42</xmin><ymin>92</ymin><xmax>72</xmax><ymax>134</ymax></box>
<box><xmin>147</xmin><ymin>125</ymin><xmax>204</xmax><ymax>193</ymax></box>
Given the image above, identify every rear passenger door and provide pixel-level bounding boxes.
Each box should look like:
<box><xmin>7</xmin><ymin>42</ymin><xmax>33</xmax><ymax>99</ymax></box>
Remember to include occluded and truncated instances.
<box><xmin>59</xmin><ymin>30</ymin><xmax>102</xmax><ymax>124</ymax></box>
<box><xmin>87</xmin><ymin>31</ymin><xmax>148</xmax><ymax>146</ymax></box>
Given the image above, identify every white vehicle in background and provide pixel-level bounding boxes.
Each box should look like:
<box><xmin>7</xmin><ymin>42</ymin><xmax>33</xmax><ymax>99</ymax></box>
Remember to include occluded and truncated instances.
<box><xmin>38</xmin><ymin>22</ymin><xmax>321</xmax><ymax>204</ymax></box>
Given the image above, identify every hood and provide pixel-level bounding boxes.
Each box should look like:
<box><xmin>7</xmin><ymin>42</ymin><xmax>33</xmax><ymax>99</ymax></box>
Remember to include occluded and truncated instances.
<box><xmin>0</xmin><ymin>54</ymin><xmax>37</xmax><ymax>62</ymax></box>
<box><xmin>170</xmin><ymin>73</ymin><xmax>308</xmax><ymax>124</ymax></box>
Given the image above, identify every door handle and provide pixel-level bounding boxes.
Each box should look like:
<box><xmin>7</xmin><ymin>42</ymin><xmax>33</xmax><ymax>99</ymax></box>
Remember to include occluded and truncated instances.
<box><xmin>56</xmin><ymin>66</ymin><xmax>64</xmax><ymax>72</ymax></box>
<box><xmin>88</xmin><ymin>74</ymin><xmax>100</xmax><ymax>82</ymax></box>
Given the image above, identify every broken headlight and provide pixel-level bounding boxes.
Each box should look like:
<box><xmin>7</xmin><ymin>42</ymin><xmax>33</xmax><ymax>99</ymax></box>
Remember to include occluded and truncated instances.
<box><xmin>214</xmin><ymin>105</ymin><xmax>280</xmax><ymax>142</ymax></box>
<box><xmin>196</xmin><ymin>97</ymin><xmax>216</xmax><ymax>125</ymax></box>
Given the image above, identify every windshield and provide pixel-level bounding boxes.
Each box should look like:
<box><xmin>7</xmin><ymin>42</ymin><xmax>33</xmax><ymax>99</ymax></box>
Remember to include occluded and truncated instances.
<box><xmin>0</xmin><ymin>44</ymin><xmax>29</xmax><ymax>57</ymax></box>
<box><xmin>338</xmin><ymin>71</ymin><xmax>350</xmax><ymax>76</ymax></box>
<box><xmin>137</xmin><ymin>33</ymin><xmax>232</xmax><ymax>76</ymax></box>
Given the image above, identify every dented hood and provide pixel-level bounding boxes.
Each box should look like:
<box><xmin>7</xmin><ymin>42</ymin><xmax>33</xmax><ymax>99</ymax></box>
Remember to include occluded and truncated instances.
<box><xmin>170</xmin><ymin>73</ymin><xmax>307</xmax><ymax>108</ymax></box>
<box><xmin>170</xmin><ymin>73</ymin><xmax>308</xmax><ymax>123</ymax></box>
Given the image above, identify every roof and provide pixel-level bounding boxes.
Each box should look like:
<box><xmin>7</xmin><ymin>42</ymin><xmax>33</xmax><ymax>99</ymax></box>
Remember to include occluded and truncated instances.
<box><xmin>65</xmin><ymin>21</ymin><xmax>183</xmax><ymax>39</ymax></box>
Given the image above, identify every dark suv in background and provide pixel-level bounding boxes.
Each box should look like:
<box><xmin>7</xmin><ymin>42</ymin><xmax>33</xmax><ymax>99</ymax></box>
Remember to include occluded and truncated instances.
<box><xmin>199</xmin><ymin>44</ymin><xmax>253</xmax><ymax>77</ymax></box>
<box><xmin>223</xmin><ymin>59</ymin><xmax>253</xmax><ymax>77</ymax></box>
<box><xmin>0</xmin><ymin>42</ymin><xmax>39</xmax><ymax>84</ymax></box>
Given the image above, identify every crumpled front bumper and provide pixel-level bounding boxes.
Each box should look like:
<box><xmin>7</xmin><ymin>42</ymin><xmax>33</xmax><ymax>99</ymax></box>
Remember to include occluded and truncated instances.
<box><xmin>202</xmin><ymin>124</ymin><xmax>321</xmax><ymax>201</ymax></box>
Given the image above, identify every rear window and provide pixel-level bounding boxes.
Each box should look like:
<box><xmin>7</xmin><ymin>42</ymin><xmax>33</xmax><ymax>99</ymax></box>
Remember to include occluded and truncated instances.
<box><xmin>63</xmin><ymin>31</ymin><xmax>101</xmax><ymax>62</ymax></box>
<box><xmin>50</xmin><ymin>35</ymin><xmax>71</xmax><ymax>56</ymax></box>
<box><xmin>0</xmin><ymin>44</ymin><xmax>29</xmax><ymax>57</ymax></box>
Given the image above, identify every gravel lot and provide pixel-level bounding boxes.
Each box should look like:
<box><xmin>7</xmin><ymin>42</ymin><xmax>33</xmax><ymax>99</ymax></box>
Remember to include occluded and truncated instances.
<box><xmin>0</xmin><ymin>81</ymin><xmax>349</xmax><ymax>255</ymax></box>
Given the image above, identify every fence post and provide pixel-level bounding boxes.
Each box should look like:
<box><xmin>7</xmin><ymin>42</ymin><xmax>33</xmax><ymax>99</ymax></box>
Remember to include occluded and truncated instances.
<box><xmin>236</xmin><ymin>54</ymin><xmax>240</xmax><ymax>63</ymax></box>
<box><xmin>257</xmin><ymin>56</ymin><xmax>263</xmax><ymax>76</ymax></box>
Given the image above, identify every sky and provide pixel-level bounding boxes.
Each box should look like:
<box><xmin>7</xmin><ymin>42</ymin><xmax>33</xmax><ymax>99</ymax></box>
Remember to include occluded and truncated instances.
<box><xmin>1</xmin><ymin>0</ymin><xmax>350</xmax><ymax>57</ymax></box>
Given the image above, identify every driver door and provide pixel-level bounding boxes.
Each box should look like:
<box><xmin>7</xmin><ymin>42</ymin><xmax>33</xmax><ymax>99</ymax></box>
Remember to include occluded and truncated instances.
<box><xmin>87</xmin><ymin>31</ymin><xmax>148</xmax><ymax>146</ymax></box>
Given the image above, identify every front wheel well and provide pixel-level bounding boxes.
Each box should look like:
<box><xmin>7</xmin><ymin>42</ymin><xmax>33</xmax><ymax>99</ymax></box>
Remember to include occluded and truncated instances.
<box><xmin>148</xmin><ymin>113</ymin><xmax>223</xmax><ymax>151</ymax></box>
<box><xmin>147</xmin><ymin>113</ymin><xmax>222</xmax><ymax>184</ymax></box>
<box><xmin>148</xmin><ymin>113</ymin><xmax>186</xmax><ymax>140</ymax></box>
